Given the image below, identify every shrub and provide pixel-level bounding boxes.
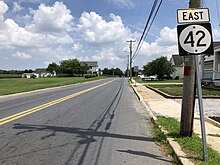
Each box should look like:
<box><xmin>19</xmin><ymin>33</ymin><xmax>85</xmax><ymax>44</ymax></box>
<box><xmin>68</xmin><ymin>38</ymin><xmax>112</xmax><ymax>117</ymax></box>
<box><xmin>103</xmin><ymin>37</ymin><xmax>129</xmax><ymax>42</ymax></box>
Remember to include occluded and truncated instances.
<box><xmin>85</xmin><ymin>74</ymin><xmax>96</xmax><ymax>78</ymax></box>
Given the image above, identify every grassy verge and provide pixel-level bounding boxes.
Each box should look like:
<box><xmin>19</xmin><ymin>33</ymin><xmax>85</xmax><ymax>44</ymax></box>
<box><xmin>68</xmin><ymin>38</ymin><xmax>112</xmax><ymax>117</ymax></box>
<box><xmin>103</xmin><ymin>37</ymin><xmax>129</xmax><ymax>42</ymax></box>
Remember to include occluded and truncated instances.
<box><xmin>0</xmin><ymin>76</ymin><xmax>108</xmax><ymax>96</ymax></box>
<box><xmin>151</xmin><ymin>121</ymin><xmax>180</xmax><ymax>164</ymax></box>
<box><xmin>147</xmin><ymin>84</ymin><xmax>220</xmax><ymax>97</ymax></box>
<box><xmin>156</xmin><ymin>116</ymin><xmax>220</xmax><ymax>164</ymax></box>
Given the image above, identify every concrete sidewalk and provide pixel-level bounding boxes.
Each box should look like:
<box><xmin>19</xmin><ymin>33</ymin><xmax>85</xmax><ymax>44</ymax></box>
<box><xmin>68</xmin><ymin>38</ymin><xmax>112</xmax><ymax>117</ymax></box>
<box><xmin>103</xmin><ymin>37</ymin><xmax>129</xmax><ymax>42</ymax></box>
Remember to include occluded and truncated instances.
<box><xmin>132</xmin><ymin>82</ymin><xmax>220</xmax><ymax>164</ymax></box>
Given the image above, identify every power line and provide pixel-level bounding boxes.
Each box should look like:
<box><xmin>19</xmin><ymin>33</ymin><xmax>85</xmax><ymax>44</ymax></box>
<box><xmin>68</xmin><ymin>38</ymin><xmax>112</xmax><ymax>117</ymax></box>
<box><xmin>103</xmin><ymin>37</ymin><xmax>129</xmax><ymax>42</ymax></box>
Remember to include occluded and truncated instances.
<box><xmin>132</xmin><ymin>0</ymin><xmax>159</xmax><ymax>58</ymax></box>
<box><xmin>133</xmin><ymin>0</ymin><xmax>163</xmax><ymax>60</ymax></box>
<box><xmin>132</xmin><ymin>0</ymin><xmax>164</xmax><ymax>61</ymax></box>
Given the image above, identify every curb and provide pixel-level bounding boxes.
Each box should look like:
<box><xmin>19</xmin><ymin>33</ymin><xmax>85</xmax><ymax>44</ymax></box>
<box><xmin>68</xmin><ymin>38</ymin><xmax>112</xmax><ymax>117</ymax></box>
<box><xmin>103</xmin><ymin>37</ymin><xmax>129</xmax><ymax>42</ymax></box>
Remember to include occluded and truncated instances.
<box><xmin>130</xmin><ymin>83</ymin><xmax>194</xmax><ymax>165</ymax></box>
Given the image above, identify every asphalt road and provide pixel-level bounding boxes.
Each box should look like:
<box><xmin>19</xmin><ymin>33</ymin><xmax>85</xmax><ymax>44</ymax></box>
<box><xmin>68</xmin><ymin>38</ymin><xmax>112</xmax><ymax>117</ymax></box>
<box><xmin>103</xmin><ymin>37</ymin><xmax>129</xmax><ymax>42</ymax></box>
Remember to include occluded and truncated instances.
<box><xmin>0</xmin><ymin>78</ymin><xmax>171</xmax><ymax>165</ymax></box>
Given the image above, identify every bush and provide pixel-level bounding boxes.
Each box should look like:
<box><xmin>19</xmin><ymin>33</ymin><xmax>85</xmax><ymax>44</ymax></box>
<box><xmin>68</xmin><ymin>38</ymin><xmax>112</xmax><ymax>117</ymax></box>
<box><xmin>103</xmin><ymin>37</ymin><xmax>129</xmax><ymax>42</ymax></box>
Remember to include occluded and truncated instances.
<box><xmin>31</xmin><ymin>74</ymin><xmax>37</xmax><ymax>79</ymax></box>
<box><xmin>85</xmin><ymin>74</ymin><xmax>96</xmax><ymax>78</ymax></box>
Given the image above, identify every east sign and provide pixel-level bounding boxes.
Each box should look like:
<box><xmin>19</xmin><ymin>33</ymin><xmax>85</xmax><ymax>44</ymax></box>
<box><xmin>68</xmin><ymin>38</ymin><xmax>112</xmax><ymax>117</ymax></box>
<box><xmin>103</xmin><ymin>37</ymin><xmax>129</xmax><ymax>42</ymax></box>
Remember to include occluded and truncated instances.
<box><xmin>177</xmin><ymin>8</ymin><xmax>210</xmax><ymax>24</ymax></box>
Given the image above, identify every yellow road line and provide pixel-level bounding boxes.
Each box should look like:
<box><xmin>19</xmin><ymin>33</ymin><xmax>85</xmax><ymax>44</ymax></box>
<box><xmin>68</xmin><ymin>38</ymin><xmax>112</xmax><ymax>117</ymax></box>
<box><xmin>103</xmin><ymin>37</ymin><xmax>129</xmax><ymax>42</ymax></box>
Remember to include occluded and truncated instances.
<box><xmin>0</xmin><ymin>80</ymin><xmax>114</xmax><ymax>125</ymax></box>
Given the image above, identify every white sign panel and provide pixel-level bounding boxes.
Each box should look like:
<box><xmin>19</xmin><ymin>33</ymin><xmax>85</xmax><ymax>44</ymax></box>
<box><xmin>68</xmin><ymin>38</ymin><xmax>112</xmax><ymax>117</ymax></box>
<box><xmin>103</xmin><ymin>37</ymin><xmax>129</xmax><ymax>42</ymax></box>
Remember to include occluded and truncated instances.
<box><xmin>177</xmin><ymin>23</ymin><xmax>214</xmax><ymax>55</ymax></box>
<box><xmin>177</xmin><ymin>8</ymin><xmax>210</xmax><ymax>24</ymax></box>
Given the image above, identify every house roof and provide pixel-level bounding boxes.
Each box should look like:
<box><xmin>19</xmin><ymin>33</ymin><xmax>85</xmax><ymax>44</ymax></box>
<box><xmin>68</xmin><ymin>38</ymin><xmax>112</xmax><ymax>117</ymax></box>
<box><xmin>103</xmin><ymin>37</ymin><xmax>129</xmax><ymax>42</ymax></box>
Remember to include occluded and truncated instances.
<box><xmin>214</xmin><ymin>42</ymin><xmax>220</xmax><ymax>49</ymax></box>
<box><xmin>171</xmin><ymin>55</ymin><xmax>184</xmax><ymax>66</ymax></box>
<box><xmin>80</xmin><ymin>61</ymin><xmax>98</xmax><ymax>67</ymax></box>
<box><xmin>35</xmin><ymin>68</ymin><xmax>49</xmax><ymax>74</ymax></box>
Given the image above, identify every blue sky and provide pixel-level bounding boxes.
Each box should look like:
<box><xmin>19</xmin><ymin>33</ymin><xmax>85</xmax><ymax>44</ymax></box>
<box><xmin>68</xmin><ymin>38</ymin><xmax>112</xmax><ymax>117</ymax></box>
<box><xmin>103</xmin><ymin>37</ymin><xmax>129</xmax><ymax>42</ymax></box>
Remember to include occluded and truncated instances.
<box><xmin>0</xmin><ymin>0</ymin><xmax>220</xmax><ymax>70</ymax></box>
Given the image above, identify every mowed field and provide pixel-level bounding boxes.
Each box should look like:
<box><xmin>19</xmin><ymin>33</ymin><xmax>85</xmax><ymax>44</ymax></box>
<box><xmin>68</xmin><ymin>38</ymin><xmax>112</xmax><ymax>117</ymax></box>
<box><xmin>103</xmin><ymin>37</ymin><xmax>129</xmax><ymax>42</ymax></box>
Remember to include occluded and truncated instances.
<box><xmin>0</xmin><ymin>76</ymin><xmax>108</xmax><ymax>96</ymax></box>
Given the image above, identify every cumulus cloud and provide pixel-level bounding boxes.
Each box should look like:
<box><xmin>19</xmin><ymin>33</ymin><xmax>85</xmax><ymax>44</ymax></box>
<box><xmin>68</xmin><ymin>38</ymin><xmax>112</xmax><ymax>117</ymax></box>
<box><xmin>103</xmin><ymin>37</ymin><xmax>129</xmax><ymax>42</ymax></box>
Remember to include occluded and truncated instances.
<box><xmin>212</xmin><ymin>28</ymin><xmax>220</xmax><ymax>41</ymax></box>
<box><xmin>0</xmin><ymin>1</ymin><xmax>75</xmax><ymax>69</ymax></box>
<box><xmin>76</xmin><ymin>12</ymin><xmax>130</xmax><ymax>44</ymax></box>
<box><xmin>0</xmin><ymin>1</ymin><xmax>74</xmax><ymax>48</ymax></box>
<box><xmin>12</xmin><ymin>51</ymin><xmax>32</xmax><ymax>59</ymax></box>
<box><xmin>12</xmin><ymin>2</ymin><xmax>23</xmax><ymax>13</ymax></box>
<box><xmin>155</xmin><ymin>27</ymin><xmax>177</xmax><ymax>46</ymax></box>
<box><xmin>0</xmin><ymin>1</ymin><xmax>8</xmax><ymax>23</ymax></box>
<box><xmin>27</xmin><ymin>1</ymin><xmax>73</xmax><ymax>33</ymax></box>
<box><xmin>135</xmin><ymin>26</ymin><xmax>178</xmax><ymax>65</ymax></box>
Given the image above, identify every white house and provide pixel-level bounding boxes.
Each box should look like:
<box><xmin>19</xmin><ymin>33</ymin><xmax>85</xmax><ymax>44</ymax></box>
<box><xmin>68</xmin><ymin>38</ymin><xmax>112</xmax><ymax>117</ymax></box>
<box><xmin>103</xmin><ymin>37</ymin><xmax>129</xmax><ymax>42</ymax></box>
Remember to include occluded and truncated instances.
<box><xmin>22</xmin><ymin>68</ymin><xmax>56</xmax><ymax>78</ymax></box>
<box><xmin>80</xmin><ymin>61</ymin><xmax>100</xmax><ymax>75</ymax></box>
<box><xmin>202</xmin><ymin>42</ymin><xmax>220</xmax><ymax>86</ymax></box>
<box><xmin>170</xmin><ymin>54</ymin><xmax>184</xmax><ymax>79</ymax></box>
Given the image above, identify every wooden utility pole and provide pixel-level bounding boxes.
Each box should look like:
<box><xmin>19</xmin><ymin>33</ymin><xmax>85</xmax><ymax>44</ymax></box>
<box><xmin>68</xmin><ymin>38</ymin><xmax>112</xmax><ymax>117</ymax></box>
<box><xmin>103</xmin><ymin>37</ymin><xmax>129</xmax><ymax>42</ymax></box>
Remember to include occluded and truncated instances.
<box><xmin>127</xmin><ymin>40</ymin><xmax>136</xmax><ymax>81</ymax></box>
<box><xmin>180</xmin><ymin>0</ymin><xmax>202</xmax><ymax>137</ymax></box>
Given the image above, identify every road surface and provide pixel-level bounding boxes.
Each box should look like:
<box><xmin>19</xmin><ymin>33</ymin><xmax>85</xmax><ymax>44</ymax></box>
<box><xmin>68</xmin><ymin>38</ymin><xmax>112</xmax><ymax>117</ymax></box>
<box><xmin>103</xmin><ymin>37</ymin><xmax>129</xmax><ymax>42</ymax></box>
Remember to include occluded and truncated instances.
<box><xmin>0</xmin><ymin>78</ymin><xmax>171</xmax><ymax>165</ymax></box>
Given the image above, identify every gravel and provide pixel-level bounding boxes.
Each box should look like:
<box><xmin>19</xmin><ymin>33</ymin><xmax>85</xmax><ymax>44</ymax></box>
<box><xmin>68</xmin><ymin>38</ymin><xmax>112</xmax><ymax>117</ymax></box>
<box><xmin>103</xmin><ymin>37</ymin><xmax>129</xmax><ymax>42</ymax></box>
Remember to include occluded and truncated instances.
<box><xmin>174</xmin><ymin>99</ymin><xmax>220</xmax><ymax>117</ymax></box>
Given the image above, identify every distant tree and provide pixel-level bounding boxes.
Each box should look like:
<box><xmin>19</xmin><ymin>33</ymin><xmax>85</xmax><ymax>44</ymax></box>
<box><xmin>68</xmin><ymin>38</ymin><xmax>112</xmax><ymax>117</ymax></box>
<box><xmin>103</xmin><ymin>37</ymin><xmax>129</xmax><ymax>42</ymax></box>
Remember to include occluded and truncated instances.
<box><xmin>103</xmin><ymin>68</ymin><xmax>111</xmax><ymax>75</ymax></box>
<box><xmin>24</xmin><ymin>69</ymin><xmax>33</xmax><ymax>73</ymax></box>
<box><xmin>46</xmin><ymin>62</ymin><xmax>60</xmax><ymax>74</ymax></box>
<box><xmin>79</xmin><ymin>63</ymin><xmax>88</xmax><ymax>76</ymax></box>
<box><xmin>59</xmin><ymin>59</ymin><xmax>81</xmax><ymax>76</ymax></box>
<box><xmin>103</xmin><ymin>68</ymin><xmax>124</xmax><ymax>77</ymax></box>
<box><xmin>143</xmin><ymin>56</ymin><xmax>174</xmax><ymax>80</ymax></box>
<box><xmin>113</xmin><ymin>68</ymin><xmax>124</xmax><ymax>77</ymax></box>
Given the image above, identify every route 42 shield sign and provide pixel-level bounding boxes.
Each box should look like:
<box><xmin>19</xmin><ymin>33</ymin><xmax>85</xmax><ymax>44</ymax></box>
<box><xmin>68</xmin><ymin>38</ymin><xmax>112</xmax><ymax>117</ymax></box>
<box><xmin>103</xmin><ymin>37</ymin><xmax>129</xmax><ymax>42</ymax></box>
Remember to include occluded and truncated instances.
<box><xmin>177</xmin><ymin>23</ymin><xmax>214</xmax><ymax>56</ymax></box>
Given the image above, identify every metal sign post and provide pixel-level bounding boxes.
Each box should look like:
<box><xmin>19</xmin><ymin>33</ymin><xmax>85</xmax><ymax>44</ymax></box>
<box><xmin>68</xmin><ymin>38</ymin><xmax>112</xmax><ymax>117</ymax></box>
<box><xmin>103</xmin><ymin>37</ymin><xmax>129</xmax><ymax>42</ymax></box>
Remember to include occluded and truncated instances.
<box><xmin>195</xmin><ymin>55</ymin><xmax>208</xmax><ymax>161</ymax></box>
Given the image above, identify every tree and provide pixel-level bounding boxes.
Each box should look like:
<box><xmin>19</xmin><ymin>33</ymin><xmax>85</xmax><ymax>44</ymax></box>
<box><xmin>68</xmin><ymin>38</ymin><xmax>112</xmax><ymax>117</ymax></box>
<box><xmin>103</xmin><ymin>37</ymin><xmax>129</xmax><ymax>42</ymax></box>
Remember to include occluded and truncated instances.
<box><xmin>46</xmin><ymin>62</ymin><xmax>60</xmax><ymax>74</ymax></box>
<box><xmin>59</xmin><ymin>59</ymin><xmax>81</xmax><ymax>76</ymax></box>
<box><xmin>143</xmin><ymin>56</ymin><xmax>174</xmax><ymax>80</ymax></box>
<box><xmin>113</xmin><ymin>68</ymin><xmax>124</xmax><ymax>77</ymax></box>
<box><xmin>103</xmin><ymin>68</ymin><xmax>124</xmax><ymax>77</ymax></box>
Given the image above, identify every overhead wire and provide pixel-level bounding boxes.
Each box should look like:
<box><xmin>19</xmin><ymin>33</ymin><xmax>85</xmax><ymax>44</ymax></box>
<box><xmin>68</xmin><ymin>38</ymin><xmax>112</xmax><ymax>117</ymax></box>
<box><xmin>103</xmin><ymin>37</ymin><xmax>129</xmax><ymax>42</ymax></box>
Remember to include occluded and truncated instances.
<box><xmin>132</xmin><ymin>0</ymin><xmax>164</xmax><ymax>61</ymax></box>
<box><xmin>132</xmin><ymin>0</ymin><xmax>159</xmax><ymax>59</ymax></box>
<box><xmin>133</xmin><ymin>0</ymin><xmax>163</xmax><ymax>60</ymax></box>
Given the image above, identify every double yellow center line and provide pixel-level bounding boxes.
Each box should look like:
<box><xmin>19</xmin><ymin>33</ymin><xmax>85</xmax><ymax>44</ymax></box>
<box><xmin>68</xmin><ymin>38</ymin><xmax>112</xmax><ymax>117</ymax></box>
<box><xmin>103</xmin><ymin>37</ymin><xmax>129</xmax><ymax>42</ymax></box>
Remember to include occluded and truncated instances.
<box><xmin>0</xmin><ymin>80</ymin><xmax>114</xmax><ymax>125</ymax></box>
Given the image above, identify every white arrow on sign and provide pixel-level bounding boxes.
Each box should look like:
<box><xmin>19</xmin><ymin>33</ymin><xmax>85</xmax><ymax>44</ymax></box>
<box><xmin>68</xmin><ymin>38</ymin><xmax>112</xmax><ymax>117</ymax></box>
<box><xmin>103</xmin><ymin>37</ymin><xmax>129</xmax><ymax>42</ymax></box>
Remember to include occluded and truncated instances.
<box><xmin>179</xmin><ymin>24</ymin><xmax>211</xmax><ymax>54</ymax></box>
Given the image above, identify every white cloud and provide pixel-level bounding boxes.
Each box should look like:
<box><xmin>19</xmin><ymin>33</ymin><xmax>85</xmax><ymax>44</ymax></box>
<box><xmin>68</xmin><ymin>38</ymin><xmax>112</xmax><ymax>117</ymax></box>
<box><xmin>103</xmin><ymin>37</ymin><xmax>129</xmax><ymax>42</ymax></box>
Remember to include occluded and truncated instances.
<box><xmin>77</xmin><ymin>12</ymin><xmax>131</xmax><ymax>44</ymax></box>
<box><xmin>12</xmin><ymin>2</ymin><xmax>23</xmax><ymax>13</ymax></box>
<box><xmin>212</xmin><ymin>28</ymin><xmax>220</xmax><ymax>41</ymax></box>
<box><xmin>27</xmin><ymin>1</ymin><xmax>73</xmax><ymax>33</ymax></box>
<box><xmin>12</xmin><ymin>51</ymin><xmax>32</xmax><ymax>59</ymax></box>
<box><xmin>134</xmin><ymin>27</ymin><xmax>178</xmax><ymax>66</ymax></box>
<box><xmin>72</xmin><ymin>43</ymin><xmax>82</xmax><ymax>52</ymax></box>
<box><xmin>0</xmin><ymin>1</ymin><xmax>75</xmax><ymax>69</ymax></box>
<box><xmin>155</xmin><ymin>27</ymin><xmax>177</xmax><ymax>46</ymax></box>
<box><xmin>0</xmin><ymin>1</ymin><xmax>74</xmax><ymax>48</ymax></box>
<box><xmin>109</xmin><ymin>0</ymin><xmax>134</xmax><ymax>9</ymax></box>
<box><xmin>0</xmin><ymin>1</ymin><xmax>8</xmax><ymax>24</ymax></box>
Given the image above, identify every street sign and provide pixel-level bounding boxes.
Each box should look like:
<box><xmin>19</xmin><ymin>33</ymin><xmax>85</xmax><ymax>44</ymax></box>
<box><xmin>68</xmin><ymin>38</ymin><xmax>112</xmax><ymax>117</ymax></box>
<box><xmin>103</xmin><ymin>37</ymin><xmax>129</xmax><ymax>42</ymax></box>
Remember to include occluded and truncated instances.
<box><xmin>177</xmin><ymin>23</ymin><xmax>214</xmax><ymax>56</ymax></box>
<box><xmin>177</xmin><ymin>8</ymin><xmax>210</xmax><ymax>24</ymax></box>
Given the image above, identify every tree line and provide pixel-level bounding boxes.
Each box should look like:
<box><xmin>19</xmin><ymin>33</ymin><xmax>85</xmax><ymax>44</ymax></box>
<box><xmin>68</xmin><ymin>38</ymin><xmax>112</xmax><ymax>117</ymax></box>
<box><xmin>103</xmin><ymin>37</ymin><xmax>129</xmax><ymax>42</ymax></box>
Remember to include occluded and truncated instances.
<box><xmin>47</xmin><ymin>59</ymin><xmax>88</xmax><ymax>76</ymax></box>
<box><xmin>47</xmin><ymin>59</ymin><xmax>124</xmax><ymax>77</ymax></box>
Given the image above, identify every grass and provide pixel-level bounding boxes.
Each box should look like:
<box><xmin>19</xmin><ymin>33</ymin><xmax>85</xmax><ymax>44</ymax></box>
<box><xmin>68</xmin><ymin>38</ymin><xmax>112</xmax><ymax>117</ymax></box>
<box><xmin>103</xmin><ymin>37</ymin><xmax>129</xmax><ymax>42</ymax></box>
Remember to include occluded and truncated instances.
<box><xmin>148</xmin><ymin>84</ymin><xmax>220</xmax><ymax>97</ymax></box>
<box><xmin>156</xmin><ymin>116</ymin><xmax>220</xmax><ymax>164</ymax></box>
<box><xmin>0</xmin><ymin>76</ymin><xmax>108</xmax><ymax>96</ymax></box>
<box><xmin>0</xmin><ymin>74</ymin><xmax>21</xmax><ymax>78</ymax></box>
<box><xmin>151</xmin><ymin>121</ymin><xmax>180</xmax><ymax>164</ymax></box>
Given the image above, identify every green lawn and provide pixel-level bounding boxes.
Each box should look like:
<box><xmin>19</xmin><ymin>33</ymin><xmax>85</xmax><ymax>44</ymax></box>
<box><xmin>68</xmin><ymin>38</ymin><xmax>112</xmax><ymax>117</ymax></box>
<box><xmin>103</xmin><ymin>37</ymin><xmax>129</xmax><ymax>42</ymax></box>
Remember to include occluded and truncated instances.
<box><xmin>156</xmin><ymin>116</ymin><xmax>220</xmax><ymax>164</ymax></box>
<box><xmin>148</xmin><ymin>84</ymin><xmax>220</xmax><ymax>97</ymax></box>
<box><xmin>0</xmin><ymin>76</ymin><xmax>108</xmax><ymax>96</ymax></box>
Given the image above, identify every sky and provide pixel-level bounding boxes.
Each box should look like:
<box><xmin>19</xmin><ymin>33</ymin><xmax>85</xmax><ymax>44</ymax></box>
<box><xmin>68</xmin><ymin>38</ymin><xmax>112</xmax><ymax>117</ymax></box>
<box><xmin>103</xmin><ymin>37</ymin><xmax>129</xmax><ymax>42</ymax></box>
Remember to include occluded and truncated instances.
<box><xmin>0</xmin><ymin>0</ymin><xmax>220</xmax><ymax>71</ymax></box>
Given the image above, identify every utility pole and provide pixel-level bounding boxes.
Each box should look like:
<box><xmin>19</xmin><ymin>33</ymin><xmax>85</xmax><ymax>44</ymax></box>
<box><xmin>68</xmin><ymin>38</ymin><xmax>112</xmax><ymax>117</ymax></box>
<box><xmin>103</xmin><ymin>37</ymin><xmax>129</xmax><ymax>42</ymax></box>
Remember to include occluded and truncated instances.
<box><xmin>127</xmin><ymin>40</ymin><xmax>136</xmax><ymax>81</ymax></box>
<box><xmin>180</xmin><ymin>0</ymin><xmax>202</xmax><ymax>137</ymax></box>
<box><xmin>127</xmin><ymin>55</ymin><xmax>129</xmax><ymax>77</ymax></box>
